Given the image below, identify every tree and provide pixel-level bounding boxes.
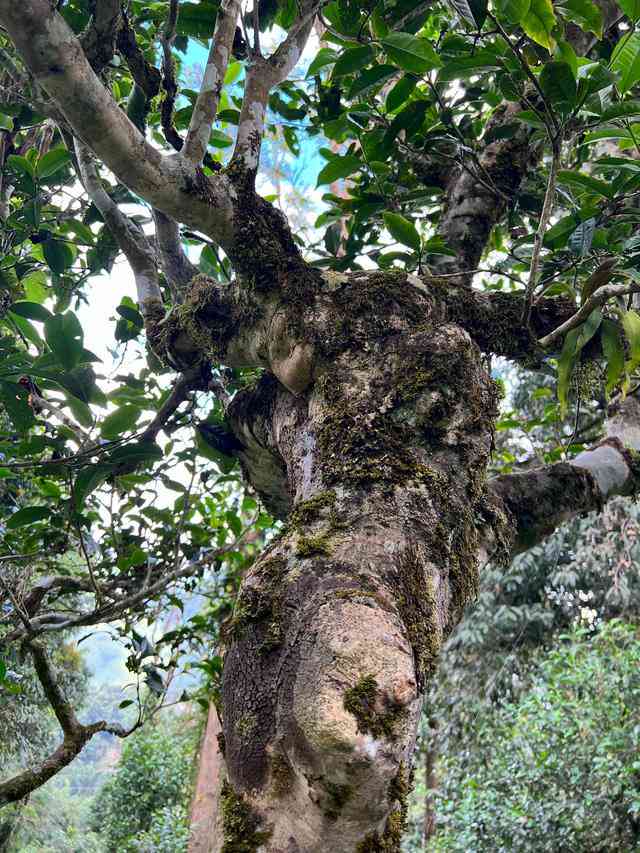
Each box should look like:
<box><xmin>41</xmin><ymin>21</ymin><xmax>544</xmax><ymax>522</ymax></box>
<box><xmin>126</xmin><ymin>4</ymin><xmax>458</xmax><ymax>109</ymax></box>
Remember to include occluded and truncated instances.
<box><xmin>3</xmin><ymin>0</ymin><xmax>640</xmax><ymax>849</ymax></box>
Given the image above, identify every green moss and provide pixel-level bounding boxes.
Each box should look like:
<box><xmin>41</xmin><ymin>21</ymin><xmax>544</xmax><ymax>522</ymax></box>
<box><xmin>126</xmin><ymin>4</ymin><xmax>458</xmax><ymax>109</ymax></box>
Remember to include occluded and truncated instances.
<box><xmin>217</xmin><ymin>731</ymin><xmax>226</xmax><ymax>757</ymax></box>
<box><xmin>296</xmin><ymin>532</ymin><xmax>332</xmax><ymax>558</ymax></box>
<box><xmin>288</xmin><ymin>490</ymin><xmax>344</xmax><ymax>559</ymax></box>
<box><xmin>343</xmin><ymin>675</ymin><xmax>407</xmax><ymax>741</ymax></box>
<box><xmin>394</xmin><ymin>545</ymin><xmax>442</xmax><ymax>690</ymax></box>
<box><xmin>223</xmin><ymin>557</ymin><xmax>288</xmax><ymax>653</ymax></box>
<box><xmin>288</xmin><ymin>490</ymin><xmax>336</xmax><ymax>527</ymax></box>
<box><xmin>355</xmin><ymin>763</ymin><xmax>410</xmax><ymax>852</ymax></box>
<box><xmin>270</xmin><ymin>750</ymin><xmax>295</xmax><ymax>797</ymax></box>
<box><xmin>322</xmin><ymin>780</ymin><xmax>354</xmax><ymax>821</ymax></box>
<box><xmin>220</xmin><ymin>779</ymin><xmax>272</xmax><ymax>853</ymax></box>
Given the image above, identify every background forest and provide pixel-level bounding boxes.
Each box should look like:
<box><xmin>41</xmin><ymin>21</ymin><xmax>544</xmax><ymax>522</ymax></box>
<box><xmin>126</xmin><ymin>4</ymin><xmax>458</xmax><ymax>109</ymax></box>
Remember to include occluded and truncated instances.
<box><xmin>2</xmin><ymin>0</ymin><xmax>640</xmax><ymax>850</ymax></box>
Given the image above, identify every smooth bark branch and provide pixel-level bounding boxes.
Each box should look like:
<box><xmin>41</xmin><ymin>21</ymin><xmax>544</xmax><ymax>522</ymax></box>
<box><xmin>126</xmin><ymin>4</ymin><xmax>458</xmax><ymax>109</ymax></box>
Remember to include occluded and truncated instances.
<box><xmin>0</xmin><ymin>0</ymin><xmax>237</xmax><ymax>245</ymax></box>
<box><xmin>487</xmin><ymin>396</ymin><xmax>640</xmax><ymax>557</ymax></box>
<box><xmin>0</xmin><ymin>641</ymin><xmax>130</xmax><ymax>807</ymax></box>
<box><xmin>231</xmin><ymin>0</ymin><xmax>322</xmax><ymax>171</ymax></box>
<box><xmin>153</xmin><ymin>209</ymin><xmax>198</xmax><ymax>296</ymax></box>
<box><xmin>74</xmin><ymin>140</ymin><xmax>164</xmax><ymax>325</ymax></box>
<box><xmin>184</xmin><ymin>0</ymin><xmax>241</xmax><ymax>164</ymax></box>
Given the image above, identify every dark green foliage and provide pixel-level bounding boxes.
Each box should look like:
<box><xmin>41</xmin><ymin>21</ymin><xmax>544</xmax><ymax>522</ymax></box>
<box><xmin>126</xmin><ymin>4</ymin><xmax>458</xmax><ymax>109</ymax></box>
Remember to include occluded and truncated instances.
<box><xmin>430</xmin><ymin>621</ymin><xmax>640</xmax><ymax>852</ymax></box>
<box><xmin>89</xmin><ymin>714</ymin><xmax>198</xmax><ymax>853</ymax></box>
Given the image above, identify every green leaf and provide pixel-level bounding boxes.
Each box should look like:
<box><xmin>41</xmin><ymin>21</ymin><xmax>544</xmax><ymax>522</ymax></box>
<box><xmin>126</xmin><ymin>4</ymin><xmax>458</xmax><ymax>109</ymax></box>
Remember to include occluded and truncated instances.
<box><xmin>116</xmin><ymin>303</ymin><xmax>144</xmax><ymax>328</ymax></box>
<box><xmin>8</xmin><ymin>312</ymin><xmax>43</xmax><ymax>349</ymax></box>
<box><xmin>43</xmin><ymin>239</ymin><xmax>74</xmax><ymax>274</ymax></box>
<box><xmin>618</xmin><ymin>0</ymin><xmax>640</xmax><ymax>21</ymax></box>
<box><xmin>610</xmin><ymin>32</ymin><xmax>640</xmax><ymax>93</ymax></box>
<box><xmin>333</xmin><ymin>45</ymin><xmax>375</xmax><ymax>78</ymax></box>
<box><xmin>601</xmin><ymin>318</ymin><xmax>625</xmax><ymax>394</ymax></box>
<box><xmin>446</xmin><ymin>0</ymin><xmax>488</xmax><ymax>28</ymax></box>
<box><xmin>73</xmin><ymin>464</ymin><xmax>113</xmax><ymax>507</ymax></box>
<box><xmin>622</xmin><ymin>309</ymin><xmax>640</xmax><ymax>371</ymax></box>
<box><xmin>348</xmin><ymin>65</ymin><xmax>397</xmax><ymax>99</ymax></box>
<box><xmin>22</xmin><ymin>270</ymin><xmax>48</xmax><ymax>303</ymax></box>
<box><xmin>316</xmin><ymin>155</ymin><xmax>361</xmax><ymax>186</ymax></box>
<box><xmin>557</xmin><ymin>170</ymin><xmax>612</xmax><ymax>198</ymax></box>
<box><xmin>568</xmin><ymin>217</ymin><xmax>596</xmax><ymax>255</ymax></box>
<box><xmin>208</xmin><ymin>129</ymin><xmax>233</xmax><ymax>148</ymax></box>
<box><xmin>100</xmin><ymin>405</ymin><xmax>142</xmax><ymax>440</ymax></box>
<box><xmin>543</xmin><ymin>207</ymin><xmax>599</xmax><ymax>249</ymax></box>
<box><xmin>9</xmin><ymin>301</ymin><xmax>53</xmax><ymax>323</ymax></box>
<box><xmin>381</xmin><ymin>32</ymin><xmax>443</xmax><ymax>74</ymax></box>
<box><xmin>385</xmin><ymin>75</ymin><xmax>417</xmax><ymax>113</ymax></box>
<box><xmin>556</xmin><ymin>312</ymin><xmax>601</xmax><ymax>414</ymax></box>
<box><xmin>7</xmin><ymin>154</ymin><xmax>35</xmax><ymax>179</ymax></box>
<box><xmin>558</xmin><ymin>0</ymin><xmax>603</xmax><ymax>36</ymax></box>
<box><xmin>307</xmin><ymin>47</ymin><xmax>339</xmax><ymax>77</ymax></box>
<box><xmin>557</xmin><ymin>327</ymin><xmax>581</xmax><ymax>415</ymax></box>
<box><xmin>0</xmin><ymin>380</ymin><xmax>36</xmax><ymax>432</ymax></box>
<box><xmin>383</xmin><ymin>212</ymin><xmax>421</xmax><ymax>251</ymax></box>
<box><xmin>495</xmin><ymin>0</ymin><xmax>531</xmax><ymax>24</ymax></box>
<box><xmin>36</xmin><ymin>147</ymin><xmax>71</xmax><ymax>179</ymax></box>
<box><xmin>0</xmin><ymin>660</ymin><xmax>6</xmax><ymax>682</ymax></box>
<box><xmin>539</xmin><ymin>61</ymin><xmax>577</xmax><ymax>116</ymax></box>
<box><xmin>6</xmin><ymin>505</ymin><xmax>50</xmax><ymax>528</ymax></box>
<box><xmin>108</xmin><ymin>441</ymin><xmax>163</xmax><ymax>466</ymax></box>
<box><xmin>522</xmin><ymin>0</ymin><xmax>557</xmax><ymax>50</ymax></box>
<box><xmin>44</xmin><ymin>312</ymin><xmax>84</xmax><ymax>370</ymax></box>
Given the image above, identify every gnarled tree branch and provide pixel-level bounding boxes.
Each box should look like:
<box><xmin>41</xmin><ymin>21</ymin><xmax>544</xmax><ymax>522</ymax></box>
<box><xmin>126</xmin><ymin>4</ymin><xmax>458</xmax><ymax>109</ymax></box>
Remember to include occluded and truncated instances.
<box><xmin>0</xmin><ymin>640</ymin><xmax>132</xmax><ymax>807</ymax></box>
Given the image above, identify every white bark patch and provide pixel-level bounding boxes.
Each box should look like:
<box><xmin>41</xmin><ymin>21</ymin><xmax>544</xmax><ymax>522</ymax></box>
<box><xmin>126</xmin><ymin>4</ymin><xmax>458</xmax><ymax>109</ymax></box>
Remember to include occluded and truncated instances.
<box><xmin>406</xmin><ymin>273</ymin><xmax>429</xmax><ymax>295</ymax></box>
<box><xmin>572</xmin><ymin>444</ymin><xmax>630</xmax><ymax>498</ymax></box>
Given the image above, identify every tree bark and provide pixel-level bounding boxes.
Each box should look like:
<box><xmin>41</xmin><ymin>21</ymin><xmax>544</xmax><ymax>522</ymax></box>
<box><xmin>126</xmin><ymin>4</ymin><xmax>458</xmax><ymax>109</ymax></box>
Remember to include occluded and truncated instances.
<box><xmin>203</xmin><ymin>270</ymin><xmax>499</xmax><ymax>851</ymax></box>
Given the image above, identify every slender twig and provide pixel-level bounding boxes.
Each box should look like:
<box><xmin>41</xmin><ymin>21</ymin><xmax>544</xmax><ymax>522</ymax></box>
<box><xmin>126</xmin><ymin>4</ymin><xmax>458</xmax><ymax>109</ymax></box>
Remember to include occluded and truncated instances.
<box><xmin>522</xmin><ymin>138</ymin><xmax>562</xmax><ymax>328</ymax></box>
<box><xmin>538</xmin><ymin>280</ymin><xmax>640</xmax><ymax>349</ymax></box>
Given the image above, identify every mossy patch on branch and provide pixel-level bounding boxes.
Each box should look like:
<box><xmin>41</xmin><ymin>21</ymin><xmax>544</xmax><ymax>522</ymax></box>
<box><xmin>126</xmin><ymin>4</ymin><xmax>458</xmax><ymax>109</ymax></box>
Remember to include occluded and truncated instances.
<box><xmin>343</xmin><ymin>674</ymin><xmax>407</xmax><ymax>741</ymax></box>
<box><xmin>321</xmin><ymin>779</ymin><xmax>354</xmax><ymax>821</ymax></box>
<box><xmin>355</xmin><ymin>762</ymin><xmax>410</xmax><ymax>852</ymax></box>
<box><xmin>220</xmin><ymin>779</ymin><xmax>272</xmax><ymax>853</ymax></box>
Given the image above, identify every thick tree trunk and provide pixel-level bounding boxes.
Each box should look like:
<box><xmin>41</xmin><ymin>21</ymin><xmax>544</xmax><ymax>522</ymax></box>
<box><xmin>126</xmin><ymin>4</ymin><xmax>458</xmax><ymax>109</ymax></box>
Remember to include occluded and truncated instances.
<box><xmin>207</xmin><ymin>271</ymin><xmax>499</xmax><ymax>851</ymax></box>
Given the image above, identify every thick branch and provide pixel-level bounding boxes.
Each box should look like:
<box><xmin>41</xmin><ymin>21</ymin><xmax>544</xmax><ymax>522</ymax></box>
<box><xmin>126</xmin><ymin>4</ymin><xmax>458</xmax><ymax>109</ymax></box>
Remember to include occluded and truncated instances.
<box><xmin>184</xmin><ymin>0</ymin><xmax>240</xmax><ymax>164</ymax></box>
<box><xmin>0</xmin><ymin>0</ymin><xmax>236</xmax><ymax>244</ymax></box>
<box><xmin>485</xmin><ymin>396</ymin><xmax>640</xmax><ymax>558</ymax></box>
<box><xmin>80</xmin><ymin>0</ymin><xmax>121</xmax><ymax>72</ymax></box>
<box><xmin>433</xmin><ymin>100</ymin><xmax>538</xmax><ymax>279</ymax></box>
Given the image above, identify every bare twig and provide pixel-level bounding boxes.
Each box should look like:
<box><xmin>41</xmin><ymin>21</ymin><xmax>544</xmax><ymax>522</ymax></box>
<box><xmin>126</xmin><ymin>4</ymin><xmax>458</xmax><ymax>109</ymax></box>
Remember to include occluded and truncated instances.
<box><xmin>522</xmin><ymin>138</ymin><xmax>561</xmax><ymax>329</ymax></box>
<box><xmin>538</xmin><ymin>280</ymin><xmax>640</xmax><ymax>349</ymax></box>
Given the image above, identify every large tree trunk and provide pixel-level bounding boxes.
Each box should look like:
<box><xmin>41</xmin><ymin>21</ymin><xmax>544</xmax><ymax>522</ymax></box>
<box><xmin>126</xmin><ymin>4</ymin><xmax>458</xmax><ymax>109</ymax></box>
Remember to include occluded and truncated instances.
<box><xmin>211</xmin><ymin>272</ymin><xmax>499</xmax><ymax>851</ymax></box>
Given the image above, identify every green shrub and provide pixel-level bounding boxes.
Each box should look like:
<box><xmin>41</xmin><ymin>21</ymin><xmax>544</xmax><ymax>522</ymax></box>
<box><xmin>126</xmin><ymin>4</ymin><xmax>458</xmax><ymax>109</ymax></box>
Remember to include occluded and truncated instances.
<box><xmin>430</xmin><ymin>621</ymin><xmax>640</xmax><ymax>852</ymax></box>
<box><xmin>90</xmin><ymin>713</ymin><xmax>198</xmax><ymax>853</ymax></box>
